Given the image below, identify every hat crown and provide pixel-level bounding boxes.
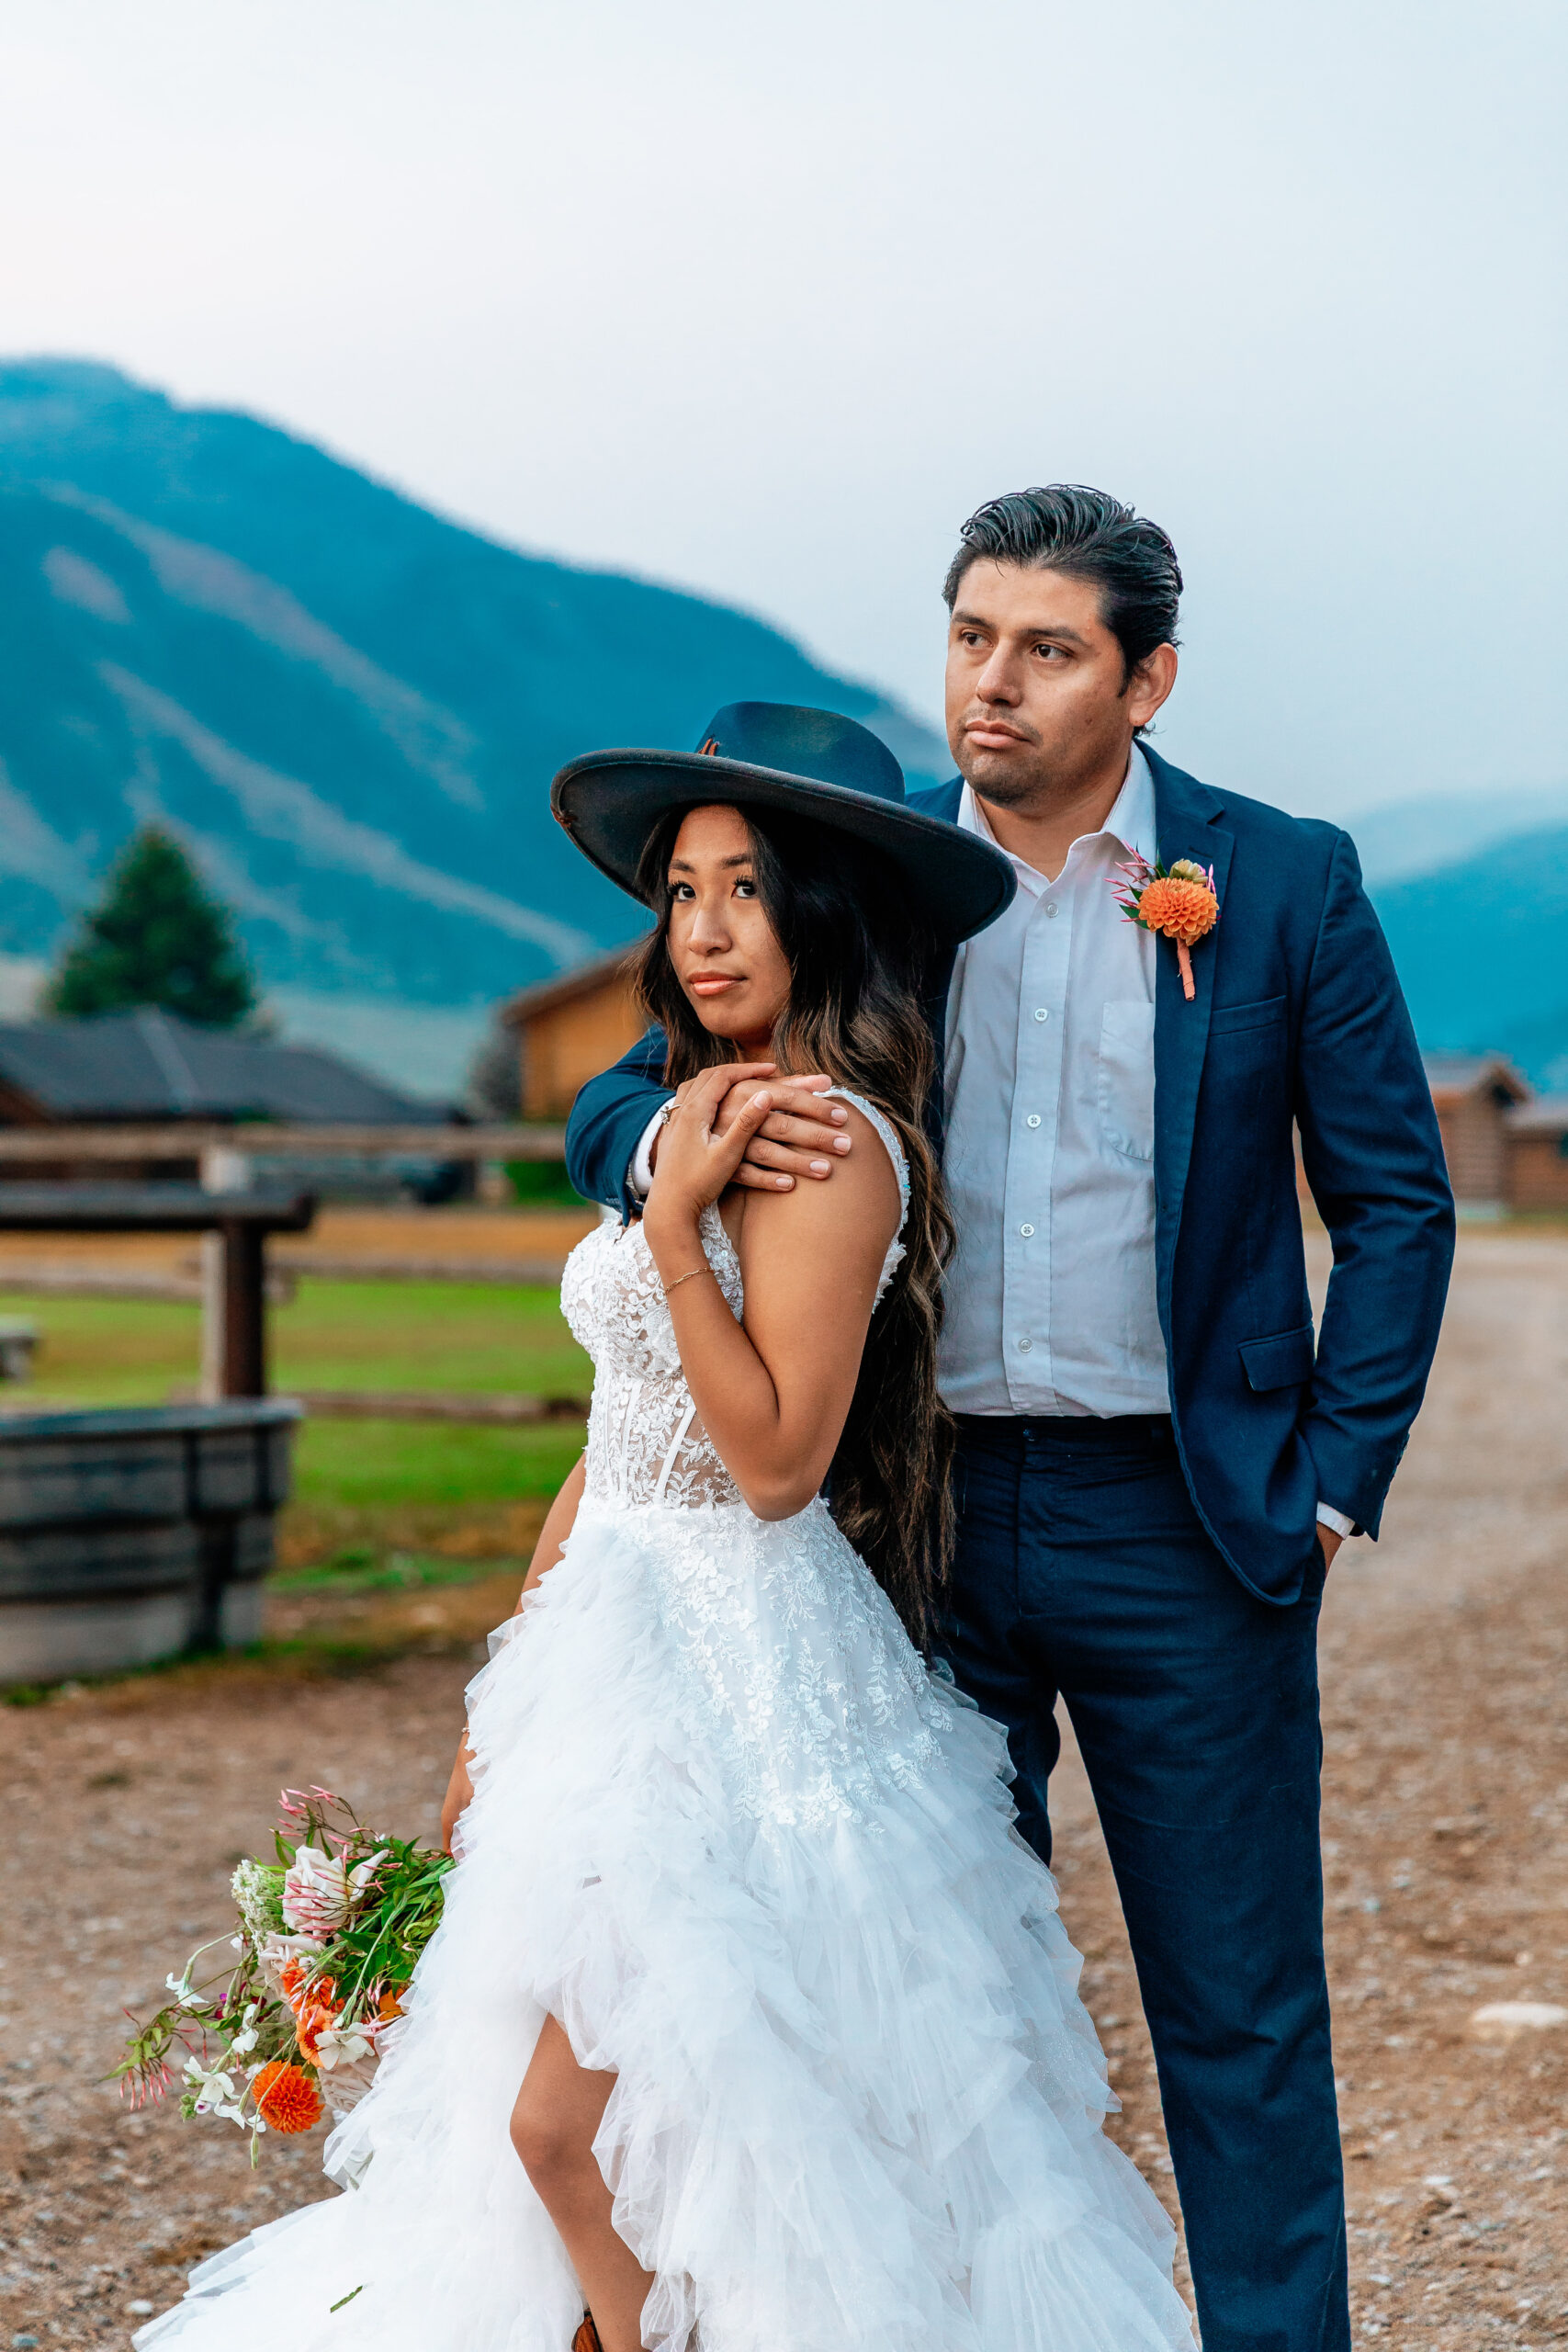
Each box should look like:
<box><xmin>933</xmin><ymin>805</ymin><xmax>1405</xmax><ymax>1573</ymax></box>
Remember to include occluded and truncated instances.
<box><xmin>695</xmin><ymin>704</ymin><xmax>905</xmax><ymax>806</ymax></box>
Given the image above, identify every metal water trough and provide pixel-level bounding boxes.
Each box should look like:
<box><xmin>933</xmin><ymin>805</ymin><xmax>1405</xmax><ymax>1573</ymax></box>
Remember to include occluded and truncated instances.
<box><xmin>0</xmin><ymin>1397</ymin><xmax>301</xmax><ymax>1683</ymax></box>
<box><xmin>0</xmin><ymin>1182</ymin><xmax>317</xmax><ymax>1684</ymax></box>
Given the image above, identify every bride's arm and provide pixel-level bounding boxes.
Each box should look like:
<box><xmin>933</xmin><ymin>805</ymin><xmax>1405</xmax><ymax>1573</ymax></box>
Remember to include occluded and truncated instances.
<box><xmin>515</xmin><ymin>1449</ymin><xmax>587</xmax><ymax>1605</ymax></box>
<box><xmin>440</xmin><ymin>1450</ymin><xmax>587</xmax><ymax>1853</ymax></box>
<box><xmin>642</xmin><ymin>1079</ymin><xmax>899</xmax><ymax>1521</ymax></box>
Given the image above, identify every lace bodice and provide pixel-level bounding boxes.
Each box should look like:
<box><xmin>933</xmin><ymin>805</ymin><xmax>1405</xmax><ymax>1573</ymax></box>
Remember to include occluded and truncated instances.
<box><xmin>561</xmin><ymin>1089</ymin><xmax>908</xmax><ymax>1512</ymax></box>
<box><xmin>553</xmin><ymin>1091</ymin><xmax>948</xmax><ymax>1830</ymax></box>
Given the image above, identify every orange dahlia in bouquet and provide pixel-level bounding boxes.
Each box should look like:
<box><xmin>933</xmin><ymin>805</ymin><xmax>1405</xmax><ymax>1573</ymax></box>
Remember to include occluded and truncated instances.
<box><xmin>113</xmin><ymin>1787</ymin><xmax>451</xmax><ymax>2154</ymax></box>
<box><xmin>251</xmin><ymin>2058</ymin><xmax>325</xmax><ymax>2135</ymax></box>
<box><xmin>1111</xmin><ymin>854</ymin><xmax>1220</xmax><ymax>1000</ymax></box>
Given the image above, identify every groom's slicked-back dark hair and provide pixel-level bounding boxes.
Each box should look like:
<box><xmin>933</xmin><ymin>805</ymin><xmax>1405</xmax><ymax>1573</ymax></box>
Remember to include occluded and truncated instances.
<box><xmin>943</xmin><ymin>485</ymin><xmax>1183</xmax><ymax>680</ymax></box>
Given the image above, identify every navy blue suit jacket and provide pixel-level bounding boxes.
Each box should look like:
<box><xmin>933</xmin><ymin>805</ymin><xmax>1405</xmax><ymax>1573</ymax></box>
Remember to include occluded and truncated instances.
<box><xmin>565</xmin><ymin>746</ymin><xmax>1455</xmax><ymax>1604</ymax></box>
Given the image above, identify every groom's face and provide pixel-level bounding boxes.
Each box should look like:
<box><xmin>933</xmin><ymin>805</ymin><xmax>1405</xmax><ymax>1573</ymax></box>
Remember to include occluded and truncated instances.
<box><xmin>944</xmin><ymin>562</ymin><xmax>1170</xmax><ymax>808</ymax></box>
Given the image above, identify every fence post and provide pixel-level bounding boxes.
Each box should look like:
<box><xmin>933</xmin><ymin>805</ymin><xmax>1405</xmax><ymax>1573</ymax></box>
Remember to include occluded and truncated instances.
<box><xmin>200</xmin><ymin>1145</ymin><xmax>258</xmax><ymax>1402</ymax></box>
<box><xmin>220</xmin><ymin>1220</ymin><xmax>267</xmax><ymax>1397</ymax></box>
<box><xmin>198</xmin><ymin>1232</ymin><xmax>226</xmax><ymax>1403</ymax></box>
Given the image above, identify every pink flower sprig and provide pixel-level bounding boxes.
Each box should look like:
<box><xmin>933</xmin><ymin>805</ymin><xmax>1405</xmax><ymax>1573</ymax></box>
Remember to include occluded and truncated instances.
<box><xmin>278</xmin><ymin>1787</ymin><xmax>356</xmax><ymax>1857</ymax></box>
<box><xmin>1111</xmin><ymin>854</ymin><xmax>1220</xmax><ymax>1001</ymax></box>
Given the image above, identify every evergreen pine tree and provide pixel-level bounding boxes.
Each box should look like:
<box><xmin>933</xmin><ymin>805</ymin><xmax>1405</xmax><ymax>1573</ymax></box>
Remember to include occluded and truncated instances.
<box><xmin>46</xmin><ymin>825</ymin><xmax>259</xmax><ymax>1029</ymax></box>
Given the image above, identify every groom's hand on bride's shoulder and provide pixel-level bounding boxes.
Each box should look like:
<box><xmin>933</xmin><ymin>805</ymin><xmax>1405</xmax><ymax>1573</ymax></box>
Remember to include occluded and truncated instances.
<box><xmin>660</xmin><ymin>1070</ymin><xmax>854</xmax><ymax>1193</ymax></box>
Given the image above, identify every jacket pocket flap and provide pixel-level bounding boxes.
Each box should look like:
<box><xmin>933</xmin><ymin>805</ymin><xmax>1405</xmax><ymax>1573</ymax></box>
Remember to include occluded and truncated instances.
<box><xmin>1209</xmin><ymin>991</ymin><xmax>1288</xmax><ymax>1035</ymax></box>
<box><xmin>1238</xmin><ymin>1323</ymin><xmax>1315</xmax><ymax>1390</ymax></box>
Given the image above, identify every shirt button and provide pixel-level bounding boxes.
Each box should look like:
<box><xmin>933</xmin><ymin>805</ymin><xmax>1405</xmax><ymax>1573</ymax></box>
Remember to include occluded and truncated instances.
<box><xmin>1016</xmin><ymin>1336</ymin><xmax>1032</xmax><ymax>1352</ymax></box>
<box><xmin>1019</xmin><ymin>1223</ymin><xmax>1034</xmax><ymax>1238</ymax></box>
<box><xmin>1025</xmin><ymin>1114</ymin><xmax>1041</xmax><ymax>1128</ymax></box>
<box><xmin>1043</xmin><ymin>903</ymin><xmax>1058</xmax><ymax>919</ymax></box>
<box><xmin>1032</xmin><ymin>1007</ymin><xmax>1049</xmax><ymax>1023</ymax></box>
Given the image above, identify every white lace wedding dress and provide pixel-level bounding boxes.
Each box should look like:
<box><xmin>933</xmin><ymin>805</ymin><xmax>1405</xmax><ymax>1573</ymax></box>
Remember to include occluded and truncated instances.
<box><xmin>140</xmin><ymin>1095</ymin><xmax>1193</xmax><ymax>2352</ymax></box>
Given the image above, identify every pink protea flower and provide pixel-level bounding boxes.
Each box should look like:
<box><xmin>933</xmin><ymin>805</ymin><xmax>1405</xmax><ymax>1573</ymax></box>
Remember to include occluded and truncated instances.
<box><xmin>280</xmin><ymin>1844</ymin><xmax>389</xmax><ymax>1938</ymax></box>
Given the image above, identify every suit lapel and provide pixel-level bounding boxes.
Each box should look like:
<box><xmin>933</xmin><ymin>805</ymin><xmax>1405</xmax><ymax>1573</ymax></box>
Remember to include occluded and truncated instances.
<box><xmin>1147</xmin><ymin>748</ymin><xmax>1235</xmax><ymax>1317</ymax></box>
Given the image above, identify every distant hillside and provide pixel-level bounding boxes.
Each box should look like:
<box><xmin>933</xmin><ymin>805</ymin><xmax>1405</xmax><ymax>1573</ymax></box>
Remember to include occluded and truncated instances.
<box><xmin>1346</xmin><ymin>783</ymin><xmax>1568</xmax><ymax>888</ymax></box>
<box><xmin>0</xmin><ymin>359</ymin><xmax>947</xmax><ymax>1008</ymax></box>
<box><xmin>1370</xmin><ymin>821</ymin><xmax>1568</xmax><ymax>1089</ymax></box>
<box><xmin>6</xmin><ymin>358</ymin><xmax>1559</xmax><ymax>1093</ymax></box>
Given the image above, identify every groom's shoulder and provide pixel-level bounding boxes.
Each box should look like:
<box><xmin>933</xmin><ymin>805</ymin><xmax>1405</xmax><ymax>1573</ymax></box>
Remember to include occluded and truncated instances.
<box><xmin>1225</xmin><ymin>788</ymin><xmax>1349</xmax><ymax>872</ymax></box>
<box><xmin>905</xmin><ymin>775</ymin><xmax>965</xmax><ymax>824</ymax></box>
<box><xmin>1149</xmin><ymin>749</ymin><xmax>1353</xmax><ymax>884</ymax></box>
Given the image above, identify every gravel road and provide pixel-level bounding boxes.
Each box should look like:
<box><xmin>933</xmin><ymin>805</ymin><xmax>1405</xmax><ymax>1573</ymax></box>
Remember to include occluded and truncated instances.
<box><xmin>1</xmin><ymin>1228</ymin><xmax>1564</xmax><ymax>2348</ymax></box>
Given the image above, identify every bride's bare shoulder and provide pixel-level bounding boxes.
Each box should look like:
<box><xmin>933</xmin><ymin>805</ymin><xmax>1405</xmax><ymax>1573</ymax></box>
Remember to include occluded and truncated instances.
<box><xmin>731</xmin><ymin>1101</ymin><xmax>901</xmax><ymax>1283</ymax></box>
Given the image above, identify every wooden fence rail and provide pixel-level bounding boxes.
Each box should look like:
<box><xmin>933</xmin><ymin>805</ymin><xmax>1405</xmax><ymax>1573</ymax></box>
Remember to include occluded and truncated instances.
<box><xmin>0</xmin><ymin>1185</ymin><xmax>315</xmax><ymax>1399</ymax></box>
<box><xmin>0</xmin><ymin>1124</ymin><xmax>569</xmax><ymax>1163</ymax></box>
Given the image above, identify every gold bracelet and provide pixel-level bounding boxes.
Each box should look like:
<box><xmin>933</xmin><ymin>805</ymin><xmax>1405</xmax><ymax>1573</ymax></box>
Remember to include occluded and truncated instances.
<box><xmin>661</xmin><ymin>1266</ymin><xmax>710</xmax><ymax>1300</ymax></box>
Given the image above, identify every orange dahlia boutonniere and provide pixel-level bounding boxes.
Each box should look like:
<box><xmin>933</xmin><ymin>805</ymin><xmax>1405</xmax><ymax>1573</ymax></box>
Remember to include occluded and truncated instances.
<box><xmin>1111</xmin><ymin>854</ymin><xmax>1220</xmax><ymax>1001</ymax></box>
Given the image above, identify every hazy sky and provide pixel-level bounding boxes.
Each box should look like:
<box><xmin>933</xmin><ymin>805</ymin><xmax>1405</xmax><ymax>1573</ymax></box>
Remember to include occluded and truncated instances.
<box><xmin>3</xmin><ymin>0</ymin><xmax>1563</xmax><ymax>818</ymax></box>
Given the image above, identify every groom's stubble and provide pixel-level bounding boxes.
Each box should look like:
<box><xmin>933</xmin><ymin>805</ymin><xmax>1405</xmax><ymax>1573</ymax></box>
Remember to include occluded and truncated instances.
<box><xmin>943</xmin><ymin>560</ymin><xmax>1178</xmax><ymax>876</ymax></box>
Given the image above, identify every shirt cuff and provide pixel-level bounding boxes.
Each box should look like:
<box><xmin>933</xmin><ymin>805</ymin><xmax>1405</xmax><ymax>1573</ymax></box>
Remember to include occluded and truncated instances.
<box><xmin>627</xmin><ymin>1103</ymin><xmax>672</xmax><ymax>1200</ymax></box>
<box><xmin>1315</xmin><ymin>1503</ymin><xmax>1357</xmax><ymax>1541</ymax></box>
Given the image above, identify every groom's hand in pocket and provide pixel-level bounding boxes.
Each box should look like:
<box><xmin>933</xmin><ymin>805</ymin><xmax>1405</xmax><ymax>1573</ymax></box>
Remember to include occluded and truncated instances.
<box><xmin>658</xmin><ymin>1070</ymin><xmax>855</xmax><ymax>1193</ymax></box>
<box><xmin>1317</xmin><ymin>1527</ymin><xmax>1344</xmax><ymax>1572</ymax></box>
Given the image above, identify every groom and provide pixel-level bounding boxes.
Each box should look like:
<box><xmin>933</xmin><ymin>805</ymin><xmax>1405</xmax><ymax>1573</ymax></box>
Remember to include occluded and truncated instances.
<box><xmin>564</xmin><ymin>484</ymin><xmax>1454</xmax><ymax>2351</ymax></box>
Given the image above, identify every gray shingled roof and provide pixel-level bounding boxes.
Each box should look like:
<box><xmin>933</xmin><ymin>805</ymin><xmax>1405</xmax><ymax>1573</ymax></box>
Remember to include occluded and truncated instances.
<box><xmin>0</xmin><ymin>1008</ymin><xmax>446</xmax><ymax>1123</ymax></box>
<box><xmin>1421</xmin><ymin>1052</ymin><xmax>1531</xmax><ymax>1102</ymax></box>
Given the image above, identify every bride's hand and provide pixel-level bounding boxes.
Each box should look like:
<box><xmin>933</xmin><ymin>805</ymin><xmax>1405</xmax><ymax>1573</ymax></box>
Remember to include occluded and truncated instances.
<box><xmin>643</xmin><ymin>1063</ymin><xmax>778</xmax><ymax>1245</ymax></box>
<box><xmin>653</xmin><ymin>1069</ymin><xmax>849</xmax><ymax>1194</ymax></box>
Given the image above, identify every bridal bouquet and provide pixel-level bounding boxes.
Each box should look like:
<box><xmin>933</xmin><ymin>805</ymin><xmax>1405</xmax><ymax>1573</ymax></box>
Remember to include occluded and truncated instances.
<box><xmin>114</xmin><ymin>1787</ymin><xmax>452</xmax><ymax>2149</ymax></box>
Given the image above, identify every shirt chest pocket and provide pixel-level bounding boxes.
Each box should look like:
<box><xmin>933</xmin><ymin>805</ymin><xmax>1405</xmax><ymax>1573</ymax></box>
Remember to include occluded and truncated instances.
<box><xmin>1098</xmin><ymin>1000</ymin><xmax>1156</xmax><ymax>1162</ymax></box>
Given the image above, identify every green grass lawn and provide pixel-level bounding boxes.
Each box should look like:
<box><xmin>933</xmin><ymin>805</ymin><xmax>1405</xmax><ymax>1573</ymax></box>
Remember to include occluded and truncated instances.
<box><xmin>294</xmin><ymin>1417</ymin><xmax>584</xmax><ymax>1511</ymax></box>
<box><xmin>0</xmin><ymin>1277</ymin><xmax>592</xmax><ymax>1404</ymax></box>
<box><xmin>274</xmin><ymin>1278</ymin><xmax>592</xmax><ymax>1394</ymax></box>
<box><xmin>0</xmin><ymin>1291</ymin><xmax>202</xmax><ymax>1407</ymax></box>
<box><xmin>0</xmin><ymin>1279</ymin><xmax>591</xmax><ymax>1567</ymax></box>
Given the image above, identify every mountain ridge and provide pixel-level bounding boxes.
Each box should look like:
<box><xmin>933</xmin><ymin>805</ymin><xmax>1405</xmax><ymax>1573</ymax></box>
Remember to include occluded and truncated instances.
<box><xmin>1368</xmin><ymin>818</ymin><xmax>1568</xmax><ymax>1090</ymax></box>
<box><xmin>2</xmin><ymin>358</ymin><xmax>1561</xmax><ymax>1093</ymax></box>
<box><xmin>0</xmin><ymin>358</ymin><xmax>947</xmax><ymax>1006</ymax></box>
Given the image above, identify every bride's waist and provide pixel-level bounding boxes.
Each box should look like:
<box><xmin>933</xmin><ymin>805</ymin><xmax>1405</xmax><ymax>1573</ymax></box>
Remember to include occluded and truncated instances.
<box><xmin>577</xmin><ymin>1489</ymin><xmax>831</xmax><ymax>1532</ymax></box>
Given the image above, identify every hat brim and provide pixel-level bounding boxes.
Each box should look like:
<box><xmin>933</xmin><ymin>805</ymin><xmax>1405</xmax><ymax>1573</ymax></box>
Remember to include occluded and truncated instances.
<box><xmin>551</xmin><ymin>747</ymin><xmax>1014</xmax><ymax>946</ymax></box>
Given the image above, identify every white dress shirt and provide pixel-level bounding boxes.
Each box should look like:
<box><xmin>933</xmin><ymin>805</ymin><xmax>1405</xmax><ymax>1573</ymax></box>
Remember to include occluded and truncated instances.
<box><xmin>623</xmin><ymin>744</ymin><xmax>1354</xmax><ymax>1533</ymax></box>
<box><xmin>939</xmin><ymin>747</ymin><xmax>1169</xmax><ymax>1417</ymax></box>
<box><xmin>937</xmin><ymin>749</ymin><xmax>1354</xmax><ymax>1540</ymax></box>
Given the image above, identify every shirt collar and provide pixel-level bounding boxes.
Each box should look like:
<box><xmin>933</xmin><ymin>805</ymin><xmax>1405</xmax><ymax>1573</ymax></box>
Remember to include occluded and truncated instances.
<box><xmin>956</xmin><ymin>741</ymin><xmax>1156</xmax><ymax>884</ymax></box>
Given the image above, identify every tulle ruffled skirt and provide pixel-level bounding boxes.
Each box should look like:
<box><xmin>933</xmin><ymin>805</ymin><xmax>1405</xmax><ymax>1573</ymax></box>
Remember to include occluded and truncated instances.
<box><xmin>137</xmin><ymin>1497</ymin><xmax>1193</xmax><ymax>2352</ymax></box>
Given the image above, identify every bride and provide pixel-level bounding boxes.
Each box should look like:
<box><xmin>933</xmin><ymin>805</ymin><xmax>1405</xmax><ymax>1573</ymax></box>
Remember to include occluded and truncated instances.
<box><xmin>141</xmin><ymin>705</ymin><xmax>1194</xmax><ymax>2352</ymax></box>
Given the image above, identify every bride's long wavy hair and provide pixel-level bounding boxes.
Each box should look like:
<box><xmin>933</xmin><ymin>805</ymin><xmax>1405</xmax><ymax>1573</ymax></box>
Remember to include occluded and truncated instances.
<box><xmin>630</xmin><ymin>801</ymin><xmax>955</xmax><ymax>1647</ymax></box>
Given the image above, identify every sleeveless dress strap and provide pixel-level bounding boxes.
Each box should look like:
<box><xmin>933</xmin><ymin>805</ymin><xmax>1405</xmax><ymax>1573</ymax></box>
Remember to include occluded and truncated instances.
<box><xmin>820</xmin><ymin>1088</ymin><xmax>909</xmax><ymax>1232</ymax></box>
<box><xmin>819</xmin><ymin>1087</ymin><xmax>909</xmax><ymax>1307</ymax></box>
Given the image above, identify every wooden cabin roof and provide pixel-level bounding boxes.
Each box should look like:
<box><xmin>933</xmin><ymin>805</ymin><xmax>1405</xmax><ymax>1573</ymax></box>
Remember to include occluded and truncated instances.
<box><xmin>0</xmin><ymin>1007</ymin><xmax>446</xmax><ymax>1125</ymax></box>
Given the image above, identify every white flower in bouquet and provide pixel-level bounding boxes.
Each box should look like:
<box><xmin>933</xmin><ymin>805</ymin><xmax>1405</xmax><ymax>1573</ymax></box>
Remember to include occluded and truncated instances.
<box><xmin>281</xmin><ymin>1845</ymin><xmax>392</xmax><ymax>1938</ymax></box>
<box><xmin>182</xmin><ymin>2054</ymin><xmax>247</xmax><ymax>2126</ymax></box>
<box><xmin>229</xmin><ymin>2002</ymin><xmax>262</xmax><ymax>2059</ymax></box>
<box><xmin>231</xmin><ymin>1858</ymin><xmax>287</xmax><ymax>1941</ymax></box>
<box><xmin>311</xmin><ymin>2019</ymin><xmax>378</xmax><ymax>2072</ymax></box>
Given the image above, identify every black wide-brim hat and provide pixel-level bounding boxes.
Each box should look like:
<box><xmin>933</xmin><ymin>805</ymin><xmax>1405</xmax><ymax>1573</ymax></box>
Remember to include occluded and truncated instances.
<box><xmin>551</xmin><ymin>702</ymin><xmax>1015</xmax><ymax>946</ymax></box>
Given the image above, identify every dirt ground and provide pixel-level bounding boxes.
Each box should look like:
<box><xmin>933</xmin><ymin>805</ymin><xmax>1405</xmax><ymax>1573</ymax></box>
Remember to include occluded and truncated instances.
<box><xmin>1</xmin><ymin>1227</ymin><xmax>1565</xmax><ymax>2347</ymax></box>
